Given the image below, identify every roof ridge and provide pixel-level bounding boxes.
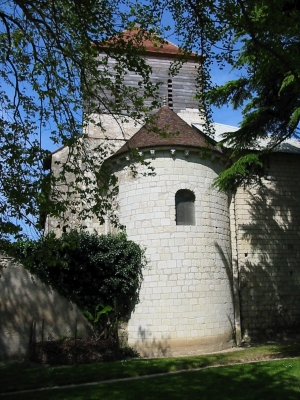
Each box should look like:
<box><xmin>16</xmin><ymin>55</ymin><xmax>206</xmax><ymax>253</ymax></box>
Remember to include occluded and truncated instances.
<box><xmin>96</xmin><ymin>27</ymin><xmax>197</xmax><ymax>58</ymax></box>
<box><xmin>114</xmin><ymin>107</ymin><xmax>216</xmax><ymax>156</ymax></box>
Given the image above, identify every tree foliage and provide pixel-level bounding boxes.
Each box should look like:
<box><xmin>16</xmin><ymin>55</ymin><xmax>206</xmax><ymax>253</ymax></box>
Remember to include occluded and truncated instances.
<box><xmin>3</xmin><ymin>1</ymin><xmax>300</xmax><ymax>237</ymax></box>
<box><xmin>13</xmin><ymin>230</ymin><xmax>145</xmax><ymax>328</ymax></box>
<box><xmin>160</xmin><ymin>0</ymin><xmax>300</xmax><ymax>189</ymax></box>
<box><xmin>0</xmin><ymin>1</ymin><xmax>163</xmax><ymax>240</ymax></box>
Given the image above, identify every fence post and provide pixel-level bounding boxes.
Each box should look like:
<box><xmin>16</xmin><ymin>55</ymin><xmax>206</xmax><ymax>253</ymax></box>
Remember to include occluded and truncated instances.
<box><xmin>28</xmin><ymin>319</ymin><xmax>35</xmax><ymax>361</ymax></box>
<box><xmin>28</xmin><ymin>319</ymin><xmax>33</xmax><ymax>360</ymax></box>
<box><xmin>41</xmin><ymin>319</ymin><xmax>44</xmax><ymax>353</ymax></box>
<box><xmin>74</xmin><ymin>318</ymin><xmax>77</xmax><ymax>365</ymax></box>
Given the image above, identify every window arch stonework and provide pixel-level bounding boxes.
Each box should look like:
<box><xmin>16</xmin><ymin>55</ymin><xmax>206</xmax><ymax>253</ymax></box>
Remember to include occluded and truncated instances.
<box><xmin>175</xmin><ymin>189</ymin><xmax>195</xmax><ymax>225</ymax></box>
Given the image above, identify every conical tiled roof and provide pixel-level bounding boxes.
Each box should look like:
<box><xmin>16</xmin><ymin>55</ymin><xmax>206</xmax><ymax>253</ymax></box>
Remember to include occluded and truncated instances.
<box><xmin>115</xmin><ymin>107</ymin><xmax>216</xmax><ymax>156</ymax></box>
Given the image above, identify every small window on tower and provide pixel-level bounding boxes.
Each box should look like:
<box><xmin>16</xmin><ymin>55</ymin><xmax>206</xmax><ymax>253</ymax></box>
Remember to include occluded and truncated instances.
<box><xmin>175</xmin><ymin>189</ymin><xmax>195</xmax><ymax>225</ymax></box>
<box><xmin>115</xmin><ymin>74</ymin><xmax>121</xmax><ymax>105</ymax></box>
<box><xmin>115</xmin><ymin>85</ymin><xmax>121</xmax><ymax>105</ymax></box>
<box><xmin>167</xmin><ymin>79</ymin><xmax>173</xmax><ymax>109</ymax></box>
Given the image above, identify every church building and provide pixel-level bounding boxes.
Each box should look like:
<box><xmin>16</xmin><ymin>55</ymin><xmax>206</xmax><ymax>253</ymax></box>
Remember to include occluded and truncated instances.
<box><xmin>46</xmin><ymin>32</ymin><xmax>300</xmax><ymax>356</ymax></box>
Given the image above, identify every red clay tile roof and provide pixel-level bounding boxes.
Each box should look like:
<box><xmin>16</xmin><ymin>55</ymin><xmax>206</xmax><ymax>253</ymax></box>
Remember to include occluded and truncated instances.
<box><xmin>115</xmin><ymin>107</ymin><xmax>217</xmax><ymax>156</ymax></box>
<box><xmin>96</xmin><ymin>28</ymin><xmax>197</xmax><ymax>59</ymax></box>
<box><xmin>120</xmin><ymin>28</ymin><xmax>182</xmax><ymax>56</ymax></box>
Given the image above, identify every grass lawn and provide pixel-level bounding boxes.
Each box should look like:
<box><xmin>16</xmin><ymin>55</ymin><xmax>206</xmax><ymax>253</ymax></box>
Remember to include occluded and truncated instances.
<box><xmin>1</xmin><ymin>343</ymin><xmax>300</xmax><ymax>399</ymax></box>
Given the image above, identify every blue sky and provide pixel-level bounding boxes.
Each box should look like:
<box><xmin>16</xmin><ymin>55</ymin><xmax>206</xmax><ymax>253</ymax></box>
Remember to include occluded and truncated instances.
<box><xmin>13</xmin><ymin>7</ymin><xmax>243</xmax><ymax>155</ymax></box>
<box><xmin>159</xmin><ymin>9</ymin><xmax>243</xmax><ymax>129</ymax></box>
<box><xmin>0</xmin><ymin>4</ymin><xmax>243</xmax><ymax>239</ymax></box>
<box><xmin>42</xmin><ymin>7</ymin><xmax>243</xmax><ymax>155</ymax></box>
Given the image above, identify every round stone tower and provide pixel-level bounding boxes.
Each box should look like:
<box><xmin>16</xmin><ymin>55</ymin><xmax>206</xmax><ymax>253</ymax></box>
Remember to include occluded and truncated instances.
<box><xmin>109</xmin><ymin>107</ymin><xmax>234</xmax><ymax>357</ymax></box>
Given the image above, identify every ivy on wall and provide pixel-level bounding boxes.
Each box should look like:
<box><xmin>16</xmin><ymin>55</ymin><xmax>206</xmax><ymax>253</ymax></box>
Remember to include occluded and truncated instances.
<box><xmin>13</xmin><ymin>230</ymin><xmax>145</xmax><ymax>327</ymax></box>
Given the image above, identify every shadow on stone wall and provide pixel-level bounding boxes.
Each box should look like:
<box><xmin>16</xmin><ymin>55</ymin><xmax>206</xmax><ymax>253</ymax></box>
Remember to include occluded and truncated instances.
<box><xmin>0</xmin><ymin>258</ymin><xmax>92</xmax><ymax>360</ymax></box>
<box><xmin>238</xmin><ymin>159</ymin><xmax>300</xmax><ymax>339</ymax></box>
<box><xmin>133</xmin><ymin>325</ymin><xmax>171</xmax><ymax>358</ymax></box>
<box><xmin>214</xmin><ymin>242</ymin><xmax>236</xmax><ymax>342</ymax></box>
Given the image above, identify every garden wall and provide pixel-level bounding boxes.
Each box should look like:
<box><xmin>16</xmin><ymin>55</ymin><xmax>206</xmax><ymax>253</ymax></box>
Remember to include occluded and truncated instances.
<box><xmin>0</xmin><ymin>255</ymin><xmax>92</xmax><ymax>360</ymax></box>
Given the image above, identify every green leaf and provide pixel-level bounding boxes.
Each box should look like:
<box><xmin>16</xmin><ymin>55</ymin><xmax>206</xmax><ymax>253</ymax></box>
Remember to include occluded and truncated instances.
<box><xmin>289</xmin><ymin>107</ymin><xmax>300</xmax><ymax>127</ymax></box>
<box><xmin>212</xmin><ymin>154</ymin><xmax>264</xmax><ymax>192</ymax></box>
<box><xmin>279</xmin><ymin>74</ymin><xmax>295</xmax><ymax>96</ymax></box>
<box><xmin>83</xmin><ymin>310</ymin><xmax>94</xmax><ymax>322</ymax></box>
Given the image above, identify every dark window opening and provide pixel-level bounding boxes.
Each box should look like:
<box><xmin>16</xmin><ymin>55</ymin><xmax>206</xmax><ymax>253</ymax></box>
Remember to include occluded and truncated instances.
<box><xmin>167</xmin><ymin>79</ymin><xmax>173</xmax><ymax>109</ymax></box>
<box><xmin>115</xmin><ymin>84</ymin><xmax>121</xmax><ymax>105</ymax></box>
<box><xmin>175</xmin><ymin>189</ymin><xmax>195</xmax><ymax>225</ymax></box>
<box><xmin>115</xmin><ymin>74</ymin><xmax>121</xmax><ymax>105</ymax></box>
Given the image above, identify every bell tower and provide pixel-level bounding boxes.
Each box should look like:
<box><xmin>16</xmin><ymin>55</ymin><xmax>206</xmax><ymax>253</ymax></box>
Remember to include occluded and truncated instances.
<box><xmin>85</xmin><ymin>29</ymin><xmax>205</xmax><ymax>154</ymax></box>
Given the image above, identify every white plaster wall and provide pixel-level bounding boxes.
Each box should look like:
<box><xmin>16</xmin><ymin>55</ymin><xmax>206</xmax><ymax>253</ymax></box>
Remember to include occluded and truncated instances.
<box><xmin>115</xmin><ymin>151</ymin><xmax>234</xmax><ymax>356</ymax></box>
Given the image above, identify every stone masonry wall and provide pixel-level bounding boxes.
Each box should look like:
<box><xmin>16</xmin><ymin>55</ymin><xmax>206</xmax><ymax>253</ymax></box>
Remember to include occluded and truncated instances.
<box><xmin>232</xmin><ymin>153</ymin><xmax>300</xmax><ymax>339</ymax></box>
<box><xmin>0</xmin><ymin>256</ymin><xmax>92</xmax><ymax>360</ymax></box>
<box><xmin>112</xmin><ymin>150</ymin><xmax>234</xmax><ymax>356</ymax></box>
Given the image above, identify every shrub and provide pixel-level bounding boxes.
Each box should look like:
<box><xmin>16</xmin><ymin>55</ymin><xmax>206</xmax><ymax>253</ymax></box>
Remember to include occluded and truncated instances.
<box><xmin>14</xmin><ymin>230</ymin><xmax>145</xmax><ymax>338</ymax></box>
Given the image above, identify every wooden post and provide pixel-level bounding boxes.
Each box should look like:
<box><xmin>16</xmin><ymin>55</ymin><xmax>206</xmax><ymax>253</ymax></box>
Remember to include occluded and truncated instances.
<box><xmin>28</xmin><ymin>319</ymin><xmax>34</xmax><ymax>361</ymax></box>
<box><xmin>74</xmin><ymin>318</ymin><xmax>77</xmax><ymax>365</ymax></box>
<box><xmin>41</xmin><ymin>319</ymin><xmax>44</xmax><ymax>352</ymax></box>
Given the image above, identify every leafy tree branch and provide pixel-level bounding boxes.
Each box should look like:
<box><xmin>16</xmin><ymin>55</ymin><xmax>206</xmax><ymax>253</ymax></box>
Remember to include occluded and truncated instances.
<box><xmin>0</xmin><ymin>1</ymin><xmax>164</xmax><ymax>241</ymax></box>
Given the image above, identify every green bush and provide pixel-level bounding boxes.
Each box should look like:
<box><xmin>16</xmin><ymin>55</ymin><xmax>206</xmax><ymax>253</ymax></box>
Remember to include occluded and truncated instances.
<box><xmin>14</xmin><ymin>230</ymin><xmax>145</xmax><ymax>334</ymax></box>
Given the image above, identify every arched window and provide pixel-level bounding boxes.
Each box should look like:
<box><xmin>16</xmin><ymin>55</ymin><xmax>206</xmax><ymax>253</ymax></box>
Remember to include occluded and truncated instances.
<box><xmin>175</xmin><ymin>189</ymin><xmax>195</xmax><ymax>225</ymax></box>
